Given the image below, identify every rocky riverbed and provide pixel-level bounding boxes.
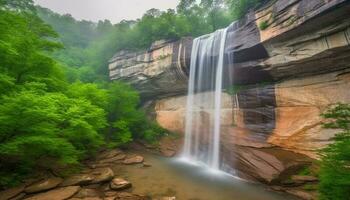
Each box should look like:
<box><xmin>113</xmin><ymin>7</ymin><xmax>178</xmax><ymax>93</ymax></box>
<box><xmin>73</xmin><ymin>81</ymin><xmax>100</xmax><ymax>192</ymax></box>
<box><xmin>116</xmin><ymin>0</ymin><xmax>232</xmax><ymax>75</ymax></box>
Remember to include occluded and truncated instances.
<box><xmin>0</xmin><ymin>149</ymin><xmax>169</xmax><ymax>200</ymax></box>
<box><xmin>0</xmin><ymin>147</ymin><xmax>319</xmax><ymax>200</ymax></box>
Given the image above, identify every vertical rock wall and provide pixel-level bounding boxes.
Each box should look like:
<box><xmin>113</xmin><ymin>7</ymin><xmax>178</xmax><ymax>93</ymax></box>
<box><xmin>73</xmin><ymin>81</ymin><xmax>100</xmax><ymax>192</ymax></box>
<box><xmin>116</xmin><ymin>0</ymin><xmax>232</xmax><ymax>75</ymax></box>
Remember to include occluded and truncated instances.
<box><xmin>109</xmin><ymin>0</ymin><xmax>350</xmax><ymax>183</ymax></box>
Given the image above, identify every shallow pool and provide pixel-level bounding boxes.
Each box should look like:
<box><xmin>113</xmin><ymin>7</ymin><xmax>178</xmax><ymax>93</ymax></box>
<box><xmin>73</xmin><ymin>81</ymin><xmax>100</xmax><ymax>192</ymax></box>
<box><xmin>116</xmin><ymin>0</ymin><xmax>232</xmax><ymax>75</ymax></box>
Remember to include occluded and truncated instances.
<box><xmin>112</xmin><ymin>152</ymin><xmax>298</xmax><ymax>200</ymax></box>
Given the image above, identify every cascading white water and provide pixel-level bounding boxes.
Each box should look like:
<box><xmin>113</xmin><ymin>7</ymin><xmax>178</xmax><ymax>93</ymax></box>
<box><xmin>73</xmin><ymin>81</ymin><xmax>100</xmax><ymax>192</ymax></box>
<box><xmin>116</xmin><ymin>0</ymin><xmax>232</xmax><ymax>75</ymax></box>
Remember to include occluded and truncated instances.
<box><xmin>182</xmin><ymin>27</ymin><xmax>228</xmax><ymax>170</ymax></box>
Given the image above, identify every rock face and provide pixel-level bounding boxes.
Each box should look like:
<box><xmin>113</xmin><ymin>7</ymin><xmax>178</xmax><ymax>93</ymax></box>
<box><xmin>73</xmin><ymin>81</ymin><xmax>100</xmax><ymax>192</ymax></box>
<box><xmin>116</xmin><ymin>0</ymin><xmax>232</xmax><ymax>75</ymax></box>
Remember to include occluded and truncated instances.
<box><xmin>109</xmin><ymin>38</ymin><xmax>192</xmax><ymax>100</ymax></box>
<box><xmin>109</xmin><ymin>0</ymin><xmax>350</xmax><ymax>184</ymax></box>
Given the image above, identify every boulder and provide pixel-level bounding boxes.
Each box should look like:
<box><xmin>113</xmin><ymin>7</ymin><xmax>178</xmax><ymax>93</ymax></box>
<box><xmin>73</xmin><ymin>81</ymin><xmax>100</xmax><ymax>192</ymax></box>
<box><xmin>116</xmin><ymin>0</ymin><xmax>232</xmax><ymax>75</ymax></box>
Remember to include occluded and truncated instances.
<box><xmin>24</xmin><ymin>186</ymin><xmax>80</xmax><ymax>200</ymax></box>
<box><xmin>122</xmin><ymin>156</ymin><xmax>144</xmax><ymax>165</ymax></box>
<box><xmin>110</xmin><ymin>178</ymin><xmax>132</xmax><ymax>190</ymax></box>
<box><xmin>24</xmin><ymin>177</ymin><xmax>63</xmax><ymax>193</ymax></box>
<box><xmin>61</xmin><ymin>174</ymin><xmax>95</xmax><ymax>186</ymax></box>
<box><xmin>98</xmin><ymin>154</ymin><xmax>126</xmax><ymax>164</ymax></box>
<box><xmin>0</xmin><ymin>186</ymin><xmax>25</xmax><ymax>200</ymax></box>
<box><xmin>90</xmin><ymin>168</ymin><xmax>114</xmax><ymax>184</ymax></box>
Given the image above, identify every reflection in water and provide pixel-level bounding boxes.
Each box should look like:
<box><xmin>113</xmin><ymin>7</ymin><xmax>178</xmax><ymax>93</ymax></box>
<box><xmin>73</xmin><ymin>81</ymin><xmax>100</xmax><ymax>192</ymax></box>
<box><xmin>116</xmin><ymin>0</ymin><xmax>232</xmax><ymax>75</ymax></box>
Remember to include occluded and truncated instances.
<box><xmin>112</xmin><ymin>152</ymin><xmax>298</xmax><ymax>200</ymax></box>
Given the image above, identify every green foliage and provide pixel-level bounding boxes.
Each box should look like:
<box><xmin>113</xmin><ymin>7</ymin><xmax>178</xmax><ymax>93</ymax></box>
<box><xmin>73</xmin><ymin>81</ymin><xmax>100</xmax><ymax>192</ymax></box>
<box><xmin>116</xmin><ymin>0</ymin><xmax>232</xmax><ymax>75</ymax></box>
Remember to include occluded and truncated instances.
<box><xmin>226</xmin><ymin>0</ymin><xmax>266</xmax><ymax>20</ymax></box>
<box><xmin>298</xmin><ymin>166</ymin><xmax>312</xmax><ymax>176</ymax></box>
<box><xmin>303</xmin><ymin>184</ymin><xmax>318</xmax><ymax>191</ymax></box>
<box><xmin>0</xmin><ymin>2</ymin><xmax>167</xmax><ymax>189</ymax></box>
<box><xmin>319</xmin><ymin>103</ymin><xmax>350</xmax><ymax>200</ymax></box>
<box><xmin>259</xmin><ymin>20</ymin><xmax>269</xmax><ymax>30</ymax></box>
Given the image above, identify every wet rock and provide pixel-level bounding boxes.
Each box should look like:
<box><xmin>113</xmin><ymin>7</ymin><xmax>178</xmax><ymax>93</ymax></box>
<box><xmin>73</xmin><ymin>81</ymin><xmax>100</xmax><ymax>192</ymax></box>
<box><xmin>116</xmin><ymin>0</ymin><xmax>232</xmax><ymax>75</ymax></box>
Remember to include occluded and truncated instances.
<box><xmin>24</xmin><ymin>177</ymin><xmax>63</xmax><ymax>193</ymax></box>
<box><xmin>61</xmin><ymin>174</ymin><xmax>95</xmax><ymax>186</ymax></box>
<box><xmin>0</xmin><ymin>185</ymin><xmax>25</xmax><ymax>200</ymax></box>
<box><xmin>122</xmin><ymin>156</ymin><xmax>144</xmax><ymax>165</ymax></box>
<box><xmin>90</xmin><ymin>168</ymin><xmax>114</xmax><ymax>184</ymax></box>
<box><xmin>24</xmin><ymin>186</ymin><xmax>80</xmax><ymax>200</ymax></box>
<box><xmin>74</xmin><ymin>188</ymin><xmax>100</xmax><ymax>198</ymax></box>
<box><xmin>110</xmin><ymin>178</ymin><xmax>132</xmax><ymax>190</ymax></box>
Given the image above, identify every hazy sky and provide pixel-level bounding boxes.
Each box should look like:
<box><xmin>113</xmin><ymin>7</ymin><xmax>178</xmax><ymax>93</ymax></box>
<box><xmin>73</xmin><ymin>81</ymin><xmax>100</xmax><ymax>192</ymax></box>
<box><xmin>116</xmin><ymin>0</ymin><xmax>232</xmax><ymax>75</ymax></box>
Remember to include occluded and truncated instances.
<box><xmin>34</xmin><ymin>0</ymin><xmax>180</xmax><ymax>23</ymax></box>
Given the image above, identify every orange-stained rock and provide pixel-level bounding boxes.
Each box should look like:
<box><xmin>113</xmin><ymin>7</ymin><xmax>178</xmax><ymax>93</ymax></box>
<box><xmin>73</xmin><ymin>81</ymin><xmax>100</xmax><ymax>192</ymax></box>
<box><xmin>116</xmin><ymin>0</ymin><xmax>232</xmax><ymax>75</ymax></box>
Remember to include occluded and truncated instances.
<box><xmin>269</xmin><ymin>72</ymin><xmax>350</xmax><ymax>158</ymax></box>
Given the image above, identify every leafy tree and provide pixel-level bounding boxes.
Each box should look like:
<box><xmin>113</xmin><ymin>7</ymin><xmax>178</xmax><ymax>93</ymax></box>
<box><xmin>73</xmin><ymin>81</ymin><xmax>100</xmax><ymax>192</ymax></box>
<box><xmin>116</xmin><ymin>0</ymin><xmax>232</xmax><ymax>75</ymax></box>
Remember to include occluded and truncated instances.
<box><xmin>225</xmin><ymin>0</ymin><xmax>266</xmax><ymax>20</ymax></box>
<box><xmin>0</xmin><ymin>89</ymin><xmax>107</xmax><ymax>187</ymax></box>
<box><xmin>319</xmin><ymin>103</ymin><xmax>350</xmax><ymax>200</ymax></box>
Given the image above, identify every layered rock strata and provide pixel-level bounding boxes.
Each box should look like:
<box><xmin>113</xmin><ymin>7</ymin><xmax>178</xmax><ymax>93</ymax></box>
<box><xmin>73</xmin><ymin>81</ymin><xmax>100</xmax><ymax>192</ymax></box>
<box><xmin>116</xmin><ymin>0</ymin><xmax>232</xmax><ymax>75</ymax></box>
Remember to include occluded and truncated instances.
<box><xmin>109</xmin><ymin>0</ymin><xmax>350</xmax><ymax>188</ymax></box>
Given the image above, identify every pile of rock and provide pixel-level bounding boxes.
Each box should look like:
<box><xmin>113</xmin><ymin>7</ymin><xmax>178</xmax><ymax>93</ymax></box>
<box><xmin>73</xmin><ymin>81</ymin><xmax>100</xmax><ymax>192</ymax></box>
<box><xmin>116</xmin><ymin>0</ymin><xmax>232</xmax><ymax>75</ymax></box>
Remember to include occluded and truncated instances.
<box><xmin>0</xmin><ymin>149</ymin><xmax>152</xmax><ymax>200</ymax></box>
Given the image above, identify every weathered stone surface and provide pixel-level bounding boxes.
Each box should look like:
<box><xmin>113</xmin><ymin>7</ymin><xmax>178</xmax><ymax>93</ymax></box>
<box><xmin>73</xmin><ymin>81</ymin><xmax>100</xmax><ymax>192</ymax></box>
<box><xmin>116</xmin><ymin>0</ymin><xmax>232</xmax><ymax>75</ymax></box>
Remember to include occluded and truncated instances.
<box><xmin>90</xmin><ymin>168</ymin><xmax>114</xmax><ymax>184</ymax></box>
<box><xmin>109</xmin><ymin>38</ymin><xmax>192</xmax><ymax>100</ymax></box>
<box><xmin>24</xmin><ymin>186</ymin><xmax>80</xmax><ymax>200</ymax></box>
<box><xmin>108</xmin><ymin>0</ymin><xmax>350</xmax><ymax>188</ymax></box>
<box><xmin>110</xmin><ymin>178</ymin><xmax>132</xmax><ymax>190</ymax></box>
<box><xmin>0</xmin><ymin>186</ymin><xmax>25</xmax><ymax>200</ymax></box>
<box><xmin>25</xmin><ymin>177</ymin><xmax>63</xmax><ymax>193</ymax></box>
<box><xmin>98</xmin><ymin>154</ymin><xmax>126</xmax><ymax>164</ymax></box>
<box><xmin>61</xmin><ymin>174</ymin><xmax>95</xmax><ymax>187</ymax></box>
<box><xmin>122</xmin><ymin>156</ymin><xmax>144</xmax><ymax>165</ymax></box>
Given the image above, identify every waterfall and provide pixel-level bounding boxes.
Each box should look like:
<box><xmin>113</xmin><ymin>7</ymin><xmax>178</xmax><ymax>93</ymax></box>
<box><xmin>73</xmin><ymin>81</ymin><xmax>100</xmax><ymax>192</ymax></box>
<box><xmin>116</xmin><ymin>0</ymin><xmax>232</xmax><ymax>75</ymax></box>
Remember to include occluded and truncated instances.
<box><xmin>182</xmin><ymin>27</ymin><xmax>228</xmax><ymax>171</ymax></box>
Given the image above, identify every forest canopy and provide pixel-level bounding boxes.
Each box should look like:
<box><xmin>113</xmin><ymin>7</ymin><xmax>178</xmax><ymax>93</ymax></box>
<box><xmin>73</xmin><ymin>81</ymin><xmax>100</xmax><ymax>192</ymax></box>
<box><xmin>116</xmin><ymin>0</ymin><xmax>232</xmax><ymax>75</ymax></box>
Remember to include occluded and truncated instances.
<box><xmin>0</xmin><ymin>0</ymin><xmax>166</xmax><ymax>188</ymax></box>
<box><xmin>0</xmin><ymin>0</ymin><xmax>265</xmax><ymax>189</ymax></box>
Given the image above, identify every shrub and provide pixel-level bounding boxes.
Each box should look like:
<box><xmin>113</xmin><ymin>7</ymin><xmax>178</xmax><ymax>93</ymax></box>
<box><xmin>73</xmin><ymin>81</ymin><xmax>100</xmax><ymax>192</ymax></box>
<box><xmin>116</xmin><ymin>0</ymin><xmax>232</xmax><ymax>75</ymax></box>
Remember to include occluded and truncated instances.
<box><xmin>319</xmin><ymin>103</ymin><xmax>350</xmax><ymax>200</ymax></box>
<box><xmin>259</xmin><ymin>20</ymin><xmax>269</xmax><ymax>30</ymax></box>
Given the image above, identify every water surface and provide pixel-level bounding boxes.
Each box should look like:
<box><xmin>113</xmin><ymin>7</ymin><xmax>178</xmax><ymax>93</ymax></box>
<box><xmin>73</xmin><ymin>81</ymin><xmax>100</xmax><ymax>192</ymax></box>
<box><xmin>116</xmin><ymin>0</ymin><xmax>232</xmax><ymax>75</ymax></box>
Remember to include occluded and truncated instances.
<box><xmin>112</xmin><ymin>152</ymin><xmax>298</xmax><ymax>200</ymax></box>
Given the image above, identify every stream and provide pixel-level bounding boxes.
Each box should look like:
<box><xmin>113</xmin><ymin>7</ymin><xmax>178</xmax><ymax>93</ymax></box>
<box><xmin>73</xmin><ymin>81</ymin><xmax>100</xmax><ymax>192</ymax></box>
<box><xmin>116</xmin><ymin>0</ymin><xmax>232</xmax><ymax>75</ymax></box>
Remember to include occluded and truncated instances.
<box><xmin>112</xmin><ymin>152</ymin><xmax>298</xmax><ymax>200</ymax></box>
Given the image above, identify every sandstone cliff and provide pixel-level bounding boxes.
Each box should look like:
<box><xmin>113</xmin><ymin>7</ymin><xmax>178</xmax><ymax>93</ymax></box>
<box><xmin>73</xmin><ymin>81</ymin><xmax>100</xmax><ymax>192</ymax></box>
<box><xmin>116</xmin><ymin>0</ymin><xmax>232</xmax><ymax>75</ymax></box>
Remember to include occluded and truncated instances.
<box><xmin>109</xmin><ymin>0</ymin><xmax>350</xmax><ymax>185</ymax></box>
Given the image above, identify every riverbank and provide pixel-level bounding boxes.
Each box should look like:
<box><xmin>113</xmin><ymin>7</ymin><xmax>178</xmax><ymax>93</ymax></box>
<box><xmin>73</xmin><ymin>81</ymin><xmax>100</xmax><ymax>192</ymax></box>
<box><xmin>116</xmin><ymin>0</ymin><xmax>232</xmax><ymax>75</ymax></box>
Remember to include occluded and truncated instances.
<box><xmin>0</xmin><ymin>147</ymin><xmax>303</xmax><ymax>200</ymax></box>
